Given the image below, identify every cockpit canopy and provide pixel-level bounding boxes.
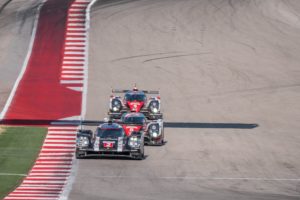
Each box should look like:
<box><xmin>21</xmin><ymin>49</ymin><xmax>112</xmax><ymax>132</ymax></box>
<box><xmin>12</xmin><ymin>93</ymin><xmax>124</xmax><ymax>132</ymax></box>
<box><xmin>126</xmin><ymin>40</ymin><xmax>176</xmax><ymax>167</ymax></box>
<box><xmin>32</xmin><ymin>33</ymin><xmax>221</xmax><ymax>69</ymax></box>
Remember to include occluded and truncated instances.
<box><xmin>121</xmin><ymin>113</ymin><xmax>146</xmax><ymax>125</ymax></box>
<box><xmin>124</xmin><ymin>92</ymin><xmax>146</xmax><ymax>102</ymax></box>
<box><xmin>97</xmin><ymin>123</ymin><xmax>125</xmax><ymax>138</ymax></box>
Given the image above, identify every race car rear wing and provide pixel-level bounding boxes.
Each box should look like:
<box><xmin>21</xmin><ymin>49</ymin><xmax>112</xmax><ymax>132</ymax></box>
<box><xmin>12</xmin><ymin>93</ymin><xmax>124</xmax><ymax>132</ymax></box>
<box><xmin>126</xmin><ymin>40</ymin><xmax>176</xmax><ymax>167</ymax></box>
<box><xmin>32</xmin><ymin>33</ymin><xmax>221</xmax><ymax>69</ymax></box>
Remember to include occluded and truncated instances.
<box><xmin>112</xmin><ymin>89</ymin><xmax>159</xmax><ymax>94</ymax></box>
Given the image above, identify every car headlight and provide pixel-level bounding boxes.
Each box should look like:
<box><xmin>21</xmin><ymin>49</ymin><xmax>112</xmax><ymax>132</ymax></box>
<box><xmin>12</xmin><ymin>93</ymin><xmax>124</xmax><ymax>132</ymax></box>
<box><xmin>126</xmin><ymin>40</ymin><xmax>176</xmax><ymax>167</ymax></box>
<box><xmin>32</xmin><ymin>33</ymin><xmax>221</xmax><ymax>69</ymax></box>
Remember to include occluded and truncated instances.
<box><xmin>129</xmin><ymin>137</ymin><xmax>140</xmax><ymax>147</ymax></box>
<box><xmin>77</xmin><ymin>136</ymin><xmax>89</xmax><ymax>147</ymax></box>
<box><xmin>111</xmin><ymin>99</ymin><xmax>122</xmax><ymax>112</ymax></box>
<box><xmin>149</xmin><ymin>101</ymin><xmax>159</xmax><ymax>113</ymax></box>
<box><xmin>148</xmin><ymin>124</ymin><xmax>160</xmax><ymax>138</ymax></box>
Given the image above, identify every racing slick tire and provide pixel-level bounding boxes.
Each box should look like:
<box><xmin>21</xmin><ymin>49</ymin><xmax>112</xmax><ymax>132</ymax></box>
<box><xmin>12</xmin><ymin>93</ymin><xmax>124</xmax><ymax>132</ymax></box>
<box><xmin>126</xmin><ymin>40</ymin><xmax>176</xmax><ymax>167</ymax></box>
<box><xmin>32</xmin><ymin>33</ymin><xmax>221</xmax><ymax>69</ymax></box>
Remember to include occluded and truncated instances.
<box><xmin>76</xmin><ymin>150</ymin><xmax>86</xmax><ymax>159</ymax></box>
<box><xmin>132</xmin><ymin>146</ymin><xmax>145</xmax><ymax>160</ymax></box>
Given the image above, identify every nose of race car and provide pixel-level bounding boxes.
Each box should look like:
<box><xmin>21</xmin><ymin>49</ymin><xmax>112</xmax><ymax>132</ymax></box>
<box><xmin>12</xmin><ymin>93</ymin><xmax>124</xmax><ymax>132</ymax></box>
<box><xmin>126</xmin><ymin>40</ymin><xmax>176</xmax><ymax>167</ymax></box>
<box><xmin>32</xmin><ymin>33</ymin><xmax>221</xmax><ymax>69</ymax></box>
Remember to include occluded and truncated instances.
<box><xmin>122</xmin><ymin>125</ymin><xmax>143</xmax><ymax>136</ymax></box>
<box><xmin>127</xmin><ymin>101</ymin><xmax>144</xmax><ymax>112</ymax></box>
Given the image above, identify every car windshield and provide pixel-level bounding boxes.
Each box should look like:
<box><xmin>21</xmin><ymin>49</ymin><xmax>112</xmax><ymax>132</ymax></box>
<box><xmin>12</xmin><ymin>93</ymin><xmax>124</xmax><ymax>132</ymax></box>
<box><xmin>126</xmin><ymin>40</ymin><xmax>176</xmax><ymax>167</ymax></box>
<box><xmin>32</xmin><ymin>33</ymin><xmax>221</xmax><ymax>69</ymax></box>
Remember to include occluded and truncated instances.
<box><xmin>123</xmin><ymin>116</ymin><xmax>145</xmax><ymax>125</ymax></box>
<box><xmin>97</xmin><ymin>128</ymin><xmax>124</xmax><ymax>138</ymax></box>
<box><xmin>125</xmin><ymin>93</ymin><xmax>146</xmax><ymax>101</ymax></box>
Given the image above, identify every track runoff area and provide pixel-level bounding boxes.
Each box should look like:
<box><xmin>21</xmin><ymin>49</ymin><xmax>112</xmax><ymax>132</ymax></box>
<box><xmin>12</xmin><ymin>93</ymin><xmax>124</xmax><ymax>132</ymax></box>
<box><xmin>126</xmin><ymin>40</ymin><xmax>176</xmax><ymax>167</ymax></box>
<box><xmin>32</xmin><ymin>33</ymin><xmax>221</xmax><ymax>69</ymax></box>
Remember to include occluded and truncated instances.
<box><xmin>1</xmin><ymin>0</ymin><xmax>94</xmax><ymax>199</ymax></box>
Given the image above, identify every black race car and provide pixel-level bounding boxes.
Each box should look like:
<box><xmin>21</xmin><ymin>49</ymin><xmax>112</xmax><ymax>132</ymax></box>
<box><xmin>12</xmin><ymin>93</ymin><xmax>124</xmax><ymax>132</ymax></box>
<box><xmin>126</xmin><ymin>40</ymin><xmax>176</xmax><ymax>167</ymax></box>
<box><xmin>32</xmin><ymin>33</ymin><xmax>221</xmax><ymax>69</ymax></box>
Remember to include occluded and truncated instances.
<box><xmin>76</xmin><ymin>121</ymin><xmax>144</xmax><ymax>160</ymax></box>
<box><xmin>108</xmin><ymin>86</ymin><xmax>163</xmax><ymax>120</ymax></box>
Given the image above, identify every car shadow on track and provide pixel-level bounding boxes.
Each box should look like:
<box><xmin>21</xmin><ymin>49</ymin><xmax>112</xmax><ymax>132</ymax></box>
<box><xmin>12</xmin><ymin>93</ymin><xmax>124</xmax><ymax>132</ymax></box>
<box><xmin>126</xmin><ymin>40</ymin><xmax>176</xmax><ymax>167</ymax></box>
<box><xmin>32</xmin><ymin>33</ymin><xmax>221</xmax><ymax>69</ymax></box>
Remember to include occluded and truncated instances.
<box><xmin>0</xmin><ymin>119</ymin><xmax>259</xmax><ymax>129</ymax></box>
<box><xmin>78</xmin><ymin>155</ymin><xmax>149</xmax><ymax>161</ymax></box>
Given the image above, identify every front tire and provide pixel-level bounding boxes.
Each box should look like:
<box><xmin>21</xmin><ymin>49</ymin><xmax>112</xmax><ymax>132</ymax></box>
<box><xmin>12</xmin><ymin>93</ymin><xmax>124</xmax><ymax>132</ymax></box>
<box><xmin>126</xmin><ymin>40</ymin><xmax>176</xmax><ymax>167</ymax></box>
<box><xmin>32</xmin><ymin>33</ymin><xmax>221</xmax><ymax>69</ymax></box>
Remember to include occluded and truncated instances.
<box><xmin>76</xmin><ymin>150</ymin><xmax>85</xmax><ymax>159</ymax></box>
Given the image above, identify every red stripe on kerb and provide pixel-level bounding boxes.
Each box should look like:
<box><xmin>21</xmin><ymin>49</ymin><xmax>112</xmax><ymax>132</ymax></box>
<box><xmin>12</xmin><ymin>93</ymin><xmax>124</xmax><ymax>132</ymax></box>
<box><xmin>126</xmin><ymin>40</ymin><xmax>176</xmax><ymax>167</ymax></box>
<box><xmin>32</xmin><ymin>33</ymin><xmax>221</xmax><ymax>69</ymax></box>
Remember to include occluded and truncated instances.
<box><xmin>66</xmin><ymin>30</ymin><xmax>86</xmax><ymax>33</ymax></box>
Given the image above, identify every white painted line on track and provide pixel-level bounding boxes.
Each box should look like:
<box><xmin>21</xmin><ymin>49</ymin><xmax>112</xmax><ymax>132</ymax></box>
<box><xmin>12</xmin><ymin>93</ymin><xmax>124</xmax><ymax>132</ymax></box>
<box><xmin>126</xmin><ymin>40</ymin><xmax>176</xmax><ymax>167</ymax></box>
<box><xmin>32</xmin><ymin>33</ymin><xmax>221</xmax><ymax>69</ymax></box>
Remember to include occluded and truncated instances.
<box><xmin>0</xmin><ymin>173</ymin><xmax>27</xmax><ymax>176</ymax></box>
<box><xmin>81</xmin><ymin>0</ymin><xmax>97</xmax><ymax>120</ymax></box>
<box><xmin>0</xmin><ymin>2</ymin><xmax>44</xmax><ymax>119</ymax></box>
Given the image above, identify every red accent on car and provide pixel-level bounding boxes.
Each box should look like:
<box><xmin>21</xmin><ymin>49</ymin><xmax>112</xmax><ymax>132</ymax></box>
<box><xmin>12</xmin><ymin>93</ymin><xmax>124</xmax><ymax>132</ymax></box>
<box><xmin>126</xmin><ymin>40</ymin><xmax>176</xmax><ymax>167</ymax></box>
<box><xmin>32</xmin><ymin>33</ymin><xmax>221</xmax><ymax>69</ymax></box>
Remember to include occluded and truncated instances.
<box><xmin>127</xmin><ymin>101</ymin><xmax>144</xmax><ymax>112</ymax></box>
<box><xmin>122</xmin><ymin>125</ymin><xmax>143</xmax><ymax>136</ymax></box>
<box><xmin>103</xmin><ymin>141</ymin><xmax>115</xmax><ymax>148</ymax></box>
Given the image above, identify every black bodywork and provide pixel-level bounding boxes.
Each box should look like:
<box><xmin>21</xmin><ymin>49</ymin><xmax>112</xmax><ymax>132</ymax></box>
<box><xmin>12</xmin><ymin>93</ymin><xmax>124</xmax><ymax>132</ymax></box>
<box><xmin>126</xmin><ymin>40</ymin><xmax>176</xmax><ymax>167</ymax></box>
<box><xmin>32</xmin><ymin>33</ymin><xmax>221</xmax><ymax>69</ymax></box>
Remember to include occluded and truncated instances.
<box><xmin>76</xmin><ymin>122</ymin><xmax>144</xmax><ymax>160</ymax></box>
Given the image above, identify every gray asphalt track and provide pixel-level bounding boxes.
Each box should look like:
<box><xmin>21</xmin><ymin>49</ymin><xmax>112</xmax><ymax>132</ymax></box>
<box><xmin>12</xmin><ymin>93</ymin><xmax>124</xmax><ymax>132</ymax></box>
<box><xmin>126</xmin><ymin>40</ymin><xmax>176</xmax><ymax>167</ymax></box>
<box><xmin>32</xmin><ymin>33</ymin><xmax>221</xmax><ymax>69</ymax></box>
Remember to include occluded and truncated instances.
<box><xmin>0</xmin><ymin>0</ymin><xmax>40</xmax><ymax>112</ymax></box>
<box><xmin>69</xmin><ymin>0</ymin><xmax>300</xmax><ymax>199</ymax></box>
<box><xmin>0</xmin><ymin>0</ymin><xmax>298</xmax><ymax>199</ymax></box>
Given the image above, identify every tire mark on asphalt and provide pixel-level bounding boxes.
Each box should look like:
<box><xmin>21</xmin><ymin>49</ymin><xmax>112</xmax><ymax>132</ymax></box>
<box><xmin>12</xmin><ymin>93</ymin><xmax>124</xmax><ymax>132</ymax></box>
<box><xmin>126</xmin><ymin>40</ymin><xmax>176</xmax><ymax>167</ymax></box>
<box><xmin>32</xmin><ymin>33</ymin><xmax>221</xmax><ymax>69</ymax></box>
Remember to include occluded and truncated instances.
<box><xmin>111</xmin><ymin>52</ymin><xmax>180</xmax><ymax>62</ymax></box>
<box><xmin>142</xmin><ymin>52</ymin><xmax>211</xmax><ymax>63</ymax></box>
<box><xmin>0</xmin><ymin>0</ymin><xmax>12</xmax><ymax>14</ymax></box>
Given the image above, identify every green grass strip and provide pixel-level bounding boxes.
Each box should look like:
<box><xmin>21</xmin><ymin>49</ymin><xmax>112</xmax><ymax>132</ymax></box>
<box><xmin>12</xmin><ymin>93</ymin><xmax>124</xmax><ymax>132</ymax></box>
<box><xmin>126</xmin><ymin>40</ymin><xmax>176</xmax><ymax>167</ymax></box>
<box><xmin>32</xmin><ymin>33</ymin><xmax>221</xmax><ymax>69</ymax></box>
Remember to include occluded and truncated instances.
<box><xmin>0</xmin><ymin>126</ymin><xmax>47</xmax><ymax>199</ymax></box>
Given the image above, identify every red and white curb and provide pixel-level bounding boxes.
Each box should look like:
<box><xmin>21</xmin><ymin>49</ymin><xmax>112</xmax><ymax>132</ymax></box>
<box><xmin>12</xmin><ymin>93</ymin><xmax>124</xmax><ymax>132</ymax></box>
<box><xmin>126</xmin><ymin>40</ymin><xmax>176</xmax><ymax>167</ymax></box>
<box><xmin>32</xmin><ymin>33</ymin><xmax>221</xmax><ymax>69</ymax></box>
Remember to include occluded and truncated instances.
<box><xmin>60</xmin><ymin>0</ymin><xmax>91</xmax><ymax>92</ymax></box>
<box><xmin>4</xmin><ymin>127</ymin><xmax>77</xmax><ymax>200</ymax></box>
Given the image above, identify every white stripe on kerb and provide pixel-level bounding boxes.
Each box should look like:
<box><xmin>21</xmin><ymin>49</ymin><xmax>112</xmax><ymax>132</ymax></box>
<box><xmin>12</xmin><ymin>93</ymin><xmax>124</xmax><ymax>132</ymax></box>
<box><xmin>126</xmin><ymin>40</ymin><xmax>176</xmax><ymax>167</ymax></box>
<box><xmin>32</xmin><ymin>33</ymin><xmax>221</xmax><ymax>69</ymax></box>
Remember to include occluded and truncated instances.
<box><xmin>68</xmin><ymin>18</ymin><xmax>85</xmax><ymax>22</ymax></box>
<box><xmin>69</xmin><ymin>8</ymin><xmax>84</xmax><ymax>12</ymax></box>
<box><xmin>60</xmin><ymin>80</ymin><xmax>84</xmax><ymax>84</ymax></box>
<box><xmin>63</xmin><ymin>56</ymin><xmax>85</xmax><ymax>59</ymax></box>
<box><xmin>65</xmin><ymin>42</ymin><xmax>85</xmax><ymax>45</ymax></box>
<box><xmin>48</xmin><ymin>127</ymin><xmax>77</xmax><ymax>130</ymax></box>
<box><xmin>67</xmin><ymin>87</ymin><xmax>83</xmax><ymax>92</ymax></box>
<box><xmin>67</xmin><ymin>22</ymin><xmax>84</xmax><ymax>26</ymax></box>
<box><xmin>62</xmin><ymin>66</ymin><xmax>84</xmax><ymax>69</ymax></box>
<box><xmin>65</xmin><ymin>46</ymin><xmax>85</xmax><ymax>50</ymax></box>
<box><xmin>61</xmin><ymin>75</ymin><xmax>84</xmax><ymax>78</ymax></box>
<box><xmin>62</xmin><ymin>71</ymin><xmax>83</xmax><ymax>74</ymax></box>
<box><xmin>69</xmin><ymin>13</ymin><xmax>85</xmax><ymax>17</ymax></box>
<box><xmin>67</xmin><ymin>28</ymin><xmax>85</xmax><ymax>31</ymax></box>
<box><xmin>65</xmin><ymin>51</ymin><xmax>85</xmax><ymax>56</ymax></box>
